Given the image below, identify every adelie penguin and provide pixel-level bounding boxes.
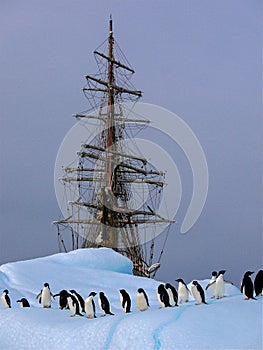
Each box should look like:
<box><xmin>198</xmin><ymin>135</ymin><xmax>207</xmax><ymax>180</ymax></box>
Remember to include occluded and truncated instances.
<box><xmin>156</xmin><ymin>284</ymin><xmax>171</xmax><ymax>308</ymax></box>
<box><xmin>206</xmin><ymin>271</ymin><xmax>217</xmax><ymax>299</ymax></box>
<box><xmin>191</xmin><ymin>281</ymin><xmax>207</xmax><ymax>305</ymax></box>
<box><xmin>67</xmin><ymin>292</ymin><xmax>83</xmax><ymax>317</ymax></box>
<box><xmin>214</xmin><ymin>270</ymin><xmax>226</xmax><ymax>299</ymax></box>
<box><xmin>69</xmin><ymin>289</ymin><xmax>85</xmax><ymax>313</ymax></box>
<box><xmin>254</xmin><ymin>270</ymin><xmax>263</xmax><ymax>297</ymax></box>
<box><xmin>119</xmin><ymin>289</ymin><xmax>131</xmax><ymax>313</ymax></box>
<box><xmin>1</xmin><ymin>289</ymin><xmax>11</xmax><ymax>308</ymax></box>
<box><xmin>16</xmin><ymin>298</ymin><xmax>30</xmax><ymax>308</ymax></box>
<box><xmin>165</xmin><ymin>283</ymin><xmax>178</xmax><ymax>307</ymax></box>
<box><xmin>53</xmin><ymin>290</ymin><xmax>69</xmax><ymax>310</ymax></box>
<box><xmin>175</xmin><ymin>279</ymin><xmax>190</xmax><ymax>304</ymax></box>
<box><xmin>84</xmin><ymin>292</ymin><xmax>97</xmax><ymax>318</ymax></box>
<box><xmin>36</xmin><ymin>283</ymin><xmax>54</xmax><ymax>308</ymax></box>
<box><xmin>241</xmin><ymin>271</ymin><xmax>256</xmax><ymax>300</ymax></box>
<box><xmin>136</xmin><ymin>288</ymin><xmax>149</xmax><ymax>311</ymax></box>
<box><xmin>206</xmin><ymin>270</ymin><xmax>226</xmax><ymax>299</ymax></box>
<box><xmin>98</xmin><ymin>292</ymin><xmax>114</xmax><ymax>316</ymax></box>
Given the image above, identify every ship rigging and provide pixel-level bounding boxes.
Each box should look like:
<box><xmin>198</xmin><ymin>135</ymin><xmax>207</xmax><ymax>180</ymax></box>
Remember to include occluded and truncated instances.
<box><xmin>53</xmin><ymin>17</ymin><xmax>175</xmax><ymax>277</ymax></box>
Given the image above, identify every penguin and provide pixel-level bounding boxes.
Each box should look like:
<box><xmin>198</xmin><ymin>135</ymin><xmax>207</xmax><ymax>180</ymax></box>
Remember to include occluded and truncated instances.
<box><xmin>175</xmin><ymin>279</ymin><xmax>190</xmax><ymax>303</ymax></box>
<box><xmin>156</xmin><ymin>284</ymin><xmax>171</xmax><ymax>308</ymax></box>
<box><xmin>69</xmin><ymin>289</ymin><xmax>85</xmax><ymax>312</ymax></box>
<box><xmin>254</xmin><ymin>270</ymin><xmax>263</xmax><ymax>297</ymax></box>
<box><xmin>241</xmin><ymin>271</ymin><xmax>256</xmax><ymax>300</ymax></box>
<box><xmin>84</xmin><ymin>292</ymin><xmax>97</xmax><ymax>318</ymax></box>
<box><xmin>119</xmin><ymin>289</ymin><xmax>131</xmax><ymax>313</ymax></box>
<box><xmin>205</xmin><ymin>271</ymin><xmax>217</xmax><ymax>298</ymax></box>
<box><xmin>165</xmin><ymin>283</ymin><xmax>178</xmax><ymax>307</ymax></box>
<box><xmin>98</xmin><ymin>292</ymin><xmax>114</xmax><ymax>316</ymax></box>
<box><xmin>214</xmin><ymin>270</ymin><xmax>227</xmax><ymax>299</ymax></box>
<box><xmin>53</xmin><ymin>290</ymin><xmax>69</xmax><ymax>310</ymax></box>
<box><xmin>36</xmin><ymin>283</ymin><xmax>54</xmax><ymax>308</ymax></box>
<box><xmin>1</xmin><ymin>289</ymin><xmax>11</xmax><ymax>308</ymax></box>
<box><xmin>67</xmin><ymin>292</ymin><xmax>83</xmax><ymax>317</ymax></box>
<box><xmin>191</xmin><ymin>281</ymin><xmax>207</xmax><ymax>305</ymax></box>
<box><xmin>16</xmin><ymin>298</ymin><xmax>30</xmax><ymax>308</ymax></box>
<box><xmin>136</xmin><ymin>288</ymin><xmax>149</xmax><ymax>311</ymax></box>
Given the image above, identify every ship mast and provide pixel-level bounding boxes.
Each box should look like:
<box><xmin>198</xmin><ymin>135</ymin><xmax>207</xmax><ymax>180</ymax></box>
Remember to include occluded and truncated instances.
<box><xmin>53</xmin><ymin>18</ymin><xmax>175</xmax><ymax>277</ymax></box>
<box><xmin>103</xmin><ymin>16</ymin><xmax>116</xmax><ymax>246</ymax></box>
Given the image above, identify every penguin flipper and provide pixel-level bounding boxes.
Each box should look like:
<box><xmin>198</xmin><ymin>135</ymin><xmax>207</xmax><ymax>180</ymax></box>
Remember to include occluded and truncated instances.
<box><xmin>205</xmin><ymin>281</ymin><xmax>215</xmax><ymax>290</ymax></box>
<box><xmin>224</xmin><ymin>280</ymin><xmax>234</xmax><ymax>285</ymax></box>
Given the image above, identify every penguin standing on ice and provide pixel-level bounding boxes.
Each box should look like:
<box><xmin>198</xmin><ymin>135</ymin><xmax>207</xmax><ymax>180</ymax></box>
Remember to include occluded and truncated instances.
<box><xmin>206</xmin><ymin>271</ymin><xmax>217</xmax><ymax>298</ymax></box>
<box><xmin>241</xmin><ymin>271</ymin><xmax>256</xmax><ymax>300</ymax></box>
<box><xmin>119</xmin><ymin>289</ymin><xmax>131</xmax><ymax>313</ymax></box>
<box><xmin>165</xmin><ymin>283</ymin><xmax>178</xmax><ymax>307</ymax></box>
<box><xmin>1</xmin><ymin>290</ymin><xmax>11</xmax><ymax>308</ymax></box>
<box><xmin>67</xmin><ymin>292</ymin><xmax>83</xmax><ymax>317</ymax></box>
<box><xmin>156</xmin><ymin>284</ymin><xmax>171</xmax><ymax>308</ymax></box>
<box><xmin>206</xmin><ymin>270</ymin><xmax>226</xmax><ymax>299</ymax></box>
<box><xmin>214</xmin><ymin>270</ymin><xmax>226</xmax><ymax>299</ymax></box>
<box><xmin>98</xmin><ymin>292</ymin><xmax>114</xmax><ymax>316</ymax></box>
<box><xmin>36</xmin><ymin>283</ymin><xmax>54</xmax><ymax>308</ymax></box>
<box><xmin>16</xmin><ymin>298</ymin><xmax>30</xmax><ymax>308</ymax></box>
<box><xmin>191</xmin><ymin>281</ymin><xmax>207</xmax><ymax>305</ymax></box>
<box><xmin>84</xmin><ymin>292</ymin><xmax>97</xmax><ymax>318</ymax></box>
<box><xmin>175</xmin><ymin>279</ymin><xmax>190</xmax><ymax>303</ymax></box>
<box><xmin>254</xmin><ymin>270</ymin><xmax>263</xmax><ymax>297</ymax></box>
<box><xmin>53</xmin><ymin>290</ymin><xmax>69</xmax><ymax>310</ymax></box>
<box><xmin>69</xmin><ymin>289</ymin><xmax>85</xmax><ymax>313</ymax></box>
<box><xmin>136</xmin><ymin>288</ymin><xmax>149</xmax><ymax>311</ymax></box>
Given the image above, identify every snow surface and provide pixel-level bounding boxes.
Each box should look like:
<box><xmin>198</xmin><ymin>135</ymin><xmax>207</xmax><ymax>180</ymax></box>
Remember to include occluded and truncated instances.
<box><xmin>0</xmin><ymin>248</ymin><xmax>262</xmax><ymax>350</ymax></box>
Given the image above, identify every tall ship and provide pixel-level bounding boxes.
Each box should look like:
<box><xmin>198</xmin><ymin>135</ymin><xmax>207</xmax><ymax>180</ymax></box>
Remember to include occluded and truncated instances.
<box><xmin>54</xmin><ymin>17</ymin><xmax>175</xmax><ymax>278</ymax></box>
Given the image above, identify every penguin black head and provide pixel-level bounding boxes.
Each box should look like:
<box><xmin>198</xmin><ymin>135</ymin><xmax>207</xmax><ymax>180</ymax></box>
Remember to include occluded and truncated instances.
<box><xmin>175</xmin><ymin>278</ymin><xmax>186</xmax><ymax>285</ymax></box>
<box><xmin>218</xmin><ymin>270</ymin><xmax>226</xmax><ymax>276</ymax></box>
<box><xmin>16</xmin><ymin>298</ymin><xmax>28</xmax><ymax>303</ymax></box>
<box><xmin>165</xmin><ymin>283</ymin><xmax>172</xmax><ymax>289</ymax></box>
<box><xmin>192</xmin><ymin>280</ymin><xmax>198</xmax><ymax>286</ymax></box>
<box><xmin>120</xmin><ymin>289</ymin><xmax>126</xmax><ymax>294</ymax></box>
<box><xmin>245</xmin><ymin>271</ymin><xmax>254</xmax><ymax>277</ymax></box>
<box><xmin>138</xmin><ymin>288</ymin><xmax>144</xmax><ymax>293</ymax></box>
<box><xmin>60</xmin><ymin>290</ymin><xmax>68</xmax><ymax>295</ymax></box>
<box><xmin>158</xmin><ymin>284</ymin><xmax>165</xmax><ymax>291</ymax></box>
<box><xmin>89</xmin><ymin>292</ymin><xmax>97</xmax><ymax>297</ymax></box>
<box><xmin>3</xmin><ymin>289</ymin><xmax>9</xmax><ymax>294</ymax></box>
<box><xmin>44</xmin><ymin>283</ymin><xmax>49</xmax><ymax>288</ymax></box>
<box><xmin>212</xmin><ymin>271</ymin><xmax>217</xmax><ymax>277</ymax></box>
<box><xmin>99</xmin><ymin>292</ymin><xmax>105</xmax><ymax>297</ymax></box>
<box><xmin>69</xmin><ymin>289</ymin><xmax>76</xmax><ymax>294</ymax></box>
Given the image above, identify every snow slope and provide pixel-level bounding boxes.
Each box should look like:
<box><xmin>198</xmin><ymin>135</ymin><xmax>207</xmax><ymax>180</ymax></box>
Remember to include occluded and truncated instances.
<box><xmin>0</xmin><ymin>248</ymin><xmax>262</xmax><ymax>350</ymax></box>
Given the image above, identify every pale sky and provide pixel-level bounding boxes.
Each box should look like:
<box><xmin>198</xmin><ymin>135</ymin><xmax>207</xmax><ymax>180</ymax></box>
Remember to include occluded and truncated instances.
<box><xmin>0</xmin><ymin>0</ymin><xmax>262</xmax><ymax>286</ymax></box>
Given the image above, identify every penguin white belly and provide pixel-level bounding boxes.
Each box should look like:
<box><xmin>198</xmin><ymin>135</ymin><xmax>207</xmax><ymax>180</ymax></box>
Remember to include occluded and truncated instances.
<box><xmin>119</xmin><ymin>294</ymin><xmax>124</xmax><ymax>312</ymax></box>
<box><xmin>166</xmin><ymin>289</ymin><xmax>175</xmax><ymax>307</ymax></box>
<box><xmin>84</xmin><ymin>297</ymin><xmax>94</xmax><ymax>318</ymax></box>
<box><xmin>242</xmin><ymin>286</ymin><xmax>246</xmax><ymax>297</ymax></box>
<box><xmin>136</xmin><ymin>294</ymin><xmax>147</xmax><ymax>311</ymax></box>
<box><xmin>67</xmin><ymin>297</ymin><xmax>76</xmax><ymax>316</ymax></box>
<box><xmin>215</xmin><ymin>278</ymin><xmax>225</xmax><ymax>299</ymax></box>
<box><xmin>191</xmin><ymin>286</ymin><xmax>202</xmax><ymax>304</ymax></box>
<box><xmin>98</xmin><ymin>298</ymin><xmax>102</xmax><ymax>312</ymax></box>
<box><xmin>1</xmin><ymin>295</ymin><xmax>9</xmax><ymax>308</ymax></box>
<box><xmin>178</xmin><ymin>285</ymin><xmax>189</xmax><ymax>303</ymax></box>
<box><xmin>156</xmin><ymin>292</ymin><xmax>165</xmax><ymax>308</ymax></box>
<box><xmin>209</xmin><ymin>279</ymin><xmax>217</xmax><ymax>298</ymax></box>
<box><xmin>41</xmin><ymin>289</ymin><xmax>51</xmax><ymax>307</ymax></box>
<box><xmin>120</xmin><ymin>295</ymin><xmax>128</xmax><ymax>312</ymax></box>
